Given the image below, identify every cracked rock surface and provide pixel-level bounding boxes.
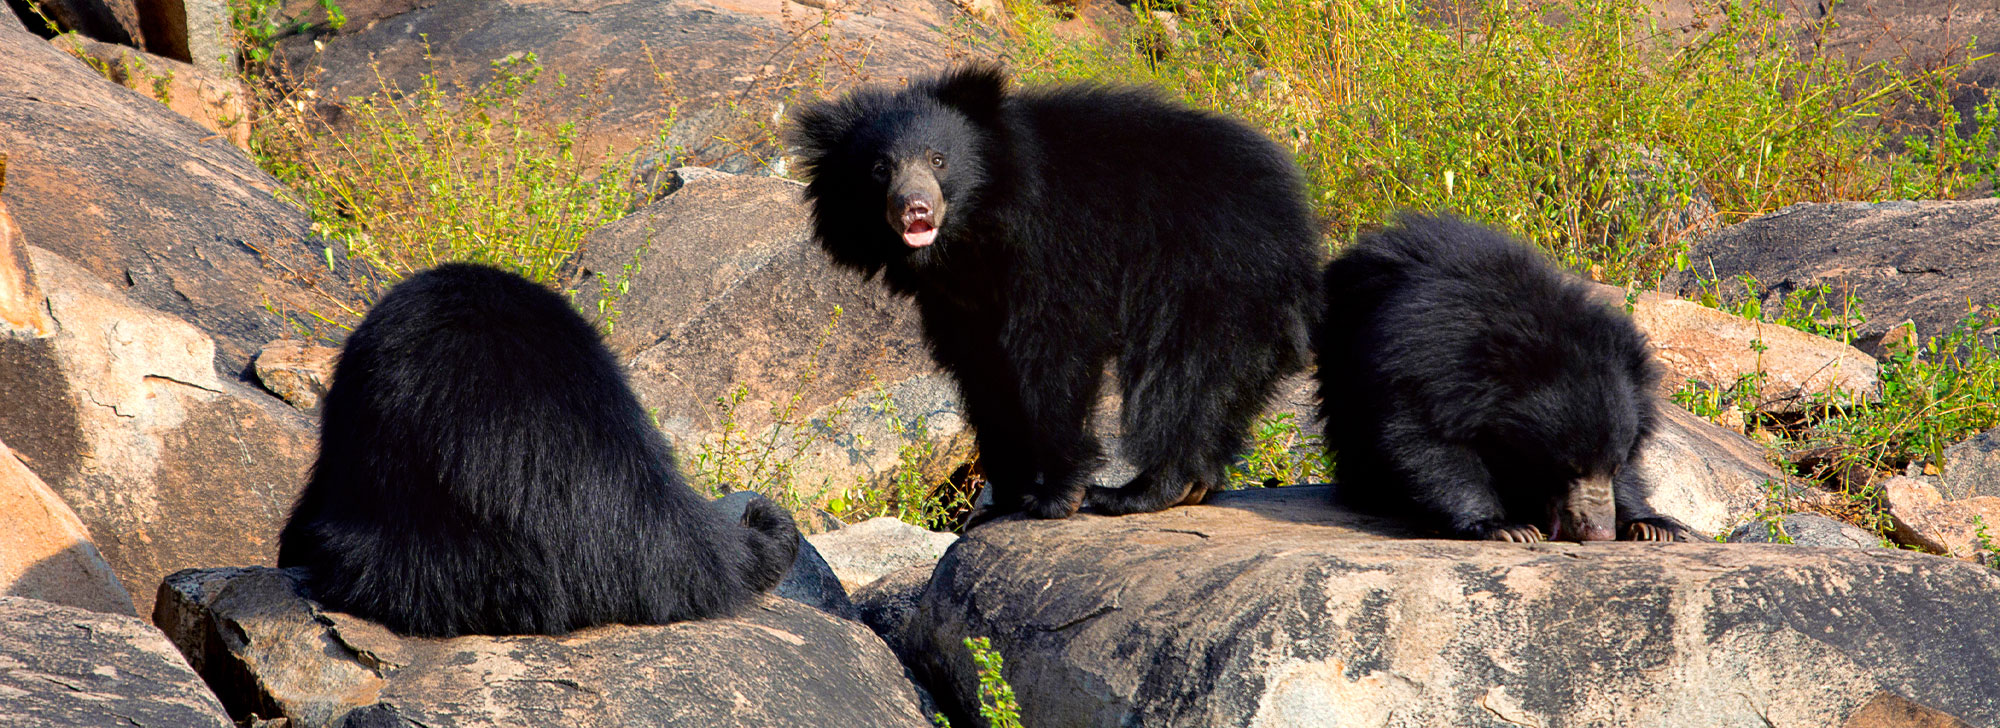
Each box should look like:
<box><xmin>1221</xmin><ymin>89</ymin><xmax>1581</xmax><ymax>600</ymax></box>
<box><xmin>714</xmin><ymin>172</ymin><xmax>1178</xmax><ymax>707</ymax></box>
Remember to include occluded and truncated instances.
<box><xmin>895</xmin><ymin>485</ymin><xmax>2000</xmax><ymax>728</ymax></box>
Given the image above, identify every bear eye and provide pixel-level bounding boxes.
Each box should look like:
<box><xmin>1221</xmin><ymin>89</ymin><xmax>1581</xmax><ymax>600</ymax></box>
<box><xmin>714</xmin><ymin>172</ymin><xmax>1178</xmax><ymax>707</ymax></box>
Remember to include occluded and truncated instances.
<box><xmin>871</xmin><ymin>160</ymin><xmax>890</xmax><ymax>179</ymax></box>
<box><xmin>929</xmin><ymin>153</ymin><xmax>946</xmax><ymax>169</ymax></box>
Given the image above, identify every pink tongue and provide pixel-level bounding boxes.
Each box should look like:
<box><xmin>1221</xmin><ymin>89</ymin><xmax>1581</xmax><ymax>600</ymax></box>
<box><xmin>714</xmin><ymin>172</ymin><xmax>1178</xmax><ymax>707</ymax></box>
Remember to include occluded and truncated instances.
<box><xmin>902</xmin><ymin>222</ymin><xmax>937</xmax><ymax>248</ymax></box>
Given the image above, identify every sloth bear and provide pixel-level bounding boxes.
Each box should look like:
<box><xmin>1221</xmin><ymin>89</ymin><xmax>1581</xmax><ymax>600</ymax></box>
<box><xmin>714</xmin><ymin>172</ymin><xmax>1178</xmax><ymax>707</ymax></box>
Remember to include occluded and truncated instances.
<box><xmin>277</xmin><ymin>264</ymin><xmax>800</xmax><ymax>637</ymax></box>
<box><xmin>1315</xmin><ymin>215</ymin><xmax>1690</xmax><ymax>542</ymax></box>
<box><xmin>786</xmin><ymin>65</ymin><xmax>1320</xmax><ymax>520</ymax></box>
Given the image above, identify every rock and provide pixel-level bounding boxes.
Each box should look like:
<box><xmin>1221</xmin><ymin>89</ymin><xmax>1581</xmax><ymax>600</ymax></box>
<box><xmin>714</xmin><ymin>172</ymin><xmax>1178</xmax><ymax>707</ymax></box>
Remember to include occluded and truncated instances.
<box><xmin>1593</xmin><ymin>284</ymin><xmax>1880</xmax><ymax>412</ymax></box>
<box><xmin>898</xmin><ymin>485</ymin><xmax>2000</xmax><ymax>728</ymax></box>
<box><xmin>0</xmin><ymin>595</ymin><xmax>231</xmax><ymax>727</ymax></box>
<box><xmin>275</xmin><ymin>0</ymin><xmax>971</xmax><ymax>166</ymax></box>
<box><xmin>138</xmin><ymin>0</ymin><xmax>235</xmax><ymax>80</ymax></box>
<box><xmin>0</xmin><ymin>437</ymin><xmax>135</xmax><ymax>615</ymax></box>
<box><xmin>254</xmin><ymin>339</ymin><xmax>340</xmax><ymax>410</ymax></box>
<box><xmin>1941</xmin><ymin>427</ymin><xmax>2000</xmax><ymax>501</ymax></box>
<box><xmin>0</xmin><ymin>156</ymin><xmax>55</xmax><ymax>337</ymax></box>
<box><xmin>156</xmin><ymin>566</ymin><xmax>934</xmax><ymax>727</ymax></box>
<box><xmin>713</xmin><ymin>490</ymin><xmax>857</xmax><ymax>620</ymax></box>
<box><xmin>574</xmin><ymin>173</ymin><xmax>971</xmax><ymax>501</ymax></box>
<box><xmin>630</xmin><ymin>164</ymin><xmax>736</xmax><ymax>210</ymax></box>
<box><xmin>852</xmin><ymin>562</ymin><xmax>933</xmax><ymax>641</ymax></box>
<box><xmin>0</xmin><ymin>19</ymin><xmax>362</xmax><ymax>375</ymax></box>
<box><xmin>52</xmin><ymin>34</ymin><xmax>252</xmax><ymax>149</ymax></box>
<box><xmin>807</xmin><ymin>516</ymin><xmax>957</xmax><ymax>592</ymax></box>
<box><xmin>1727</xmin><ymin>512</ymin><xmax>1883</xmax><ymax>549</ymax></box>
<box><xmin>1664</xmin><ymin>200</ymin><xmax>2000</xmax><ymax>357</ymax></box>
<box><xmin>0</xmin><ymin>247</ymin><xmax>317</xmax><ymax>618</ymax></box>
<box><xmin>1882</xmin><ymin>475</ymin><xmax>2000</xmax><ymax>561</ymax></box>
<box><xmin>1636</xmin><ymin>401</ymin><xmax>1796</xmax><ymax>537</ymax></box>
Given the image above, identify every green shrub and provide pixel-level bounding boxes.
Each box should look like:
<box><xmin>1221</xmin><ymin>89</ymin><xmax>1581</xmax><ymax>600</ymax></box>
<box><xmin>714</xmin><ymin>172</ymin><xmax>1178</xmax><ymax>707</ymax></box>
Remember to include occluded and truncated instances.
<box><xmin>253</xmin><ymin>52</ymin><xmax>656</xmax><ymax>292</ymax></box>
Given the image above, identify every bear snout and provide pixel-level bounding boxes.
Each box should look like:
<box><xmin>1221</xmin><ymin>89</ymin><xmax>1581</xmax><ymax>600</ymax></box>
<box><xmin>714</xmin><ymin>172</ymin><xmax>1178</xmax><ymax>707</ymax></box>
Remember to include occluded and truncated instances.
<box><xmin>888</xmin><ymin>189</ymin><xmax>944</xmax><ymax>248</ymax></box>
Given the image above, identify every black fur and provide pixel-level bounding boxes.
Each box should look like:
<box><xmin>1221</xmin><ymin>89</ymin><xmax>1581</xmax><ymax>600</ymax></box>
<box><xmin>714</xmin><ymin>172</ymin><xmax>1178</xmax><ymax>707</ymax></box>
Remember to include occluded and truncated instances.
<box><xmin>277</xmin><ymin>264</ymin><xmax>799</xmax><ymax>637</ymax></box>
<box><xmin>1314</xmin><ymin>214</ymin><xmax>1690</xmax><ymax>542</ymax></box>
<box><xmin>787</xmin><ymin>65</ymin><xmax>1320</xmax><ymax>519</ymax></box>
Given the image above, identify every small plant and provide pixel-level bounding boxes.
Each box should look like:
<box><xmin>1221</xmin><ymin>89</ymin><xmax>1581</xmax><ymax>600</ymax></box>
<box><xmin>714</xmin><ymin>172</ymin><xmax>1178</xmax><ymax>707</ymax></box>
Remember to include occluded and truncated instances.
<box><xmin>967</xmin><ymin>636</ymin><xmax>1025</xmax><ymax>728</ymax></box>
<box><xmin>1973</xmin><ymin>516</ymin><xmax>2000</xmax><ymax>569</ymax></box>
<box><xmin>1689</xmin><ymin>274</ymin><xmax>1866</xmax><ymax>344</ymax></box>
<box><xmin>1225</xmin><ymin>413</ymin><xmax>1332</xmax><ymax>488</ymax></box>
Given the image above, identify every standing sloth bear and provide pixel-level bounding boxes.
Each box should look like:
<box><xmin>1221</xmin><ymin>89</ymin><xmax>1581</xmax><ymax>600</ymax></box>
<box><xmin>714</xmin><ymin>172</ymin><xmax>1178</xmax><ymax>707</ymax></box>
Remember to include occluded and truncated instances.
<box><xmin>277</xmin><ymin>264</ymin><xmax>800</xmax><ymax>637</ymax></box>
<box><xmin>1316</xmin><ymin>215</ymin><xmax>1690</xmax><ymax>542</ymax></box>
<box><xmin>787</xmin><ymin>65</ymin><xmax>1320</xmax><ymax>519</ymax></box>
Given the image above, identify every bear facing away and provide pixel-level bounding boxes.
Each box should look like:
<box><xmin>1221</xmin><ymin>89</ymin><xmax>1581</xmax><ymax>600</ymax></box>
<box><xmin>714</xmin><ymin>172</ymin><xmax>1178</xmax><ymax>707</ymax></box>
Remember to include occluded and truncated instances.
<box><xmin>786</xmin><ymin>65</ymin><xmax>1321</xmax><ymax>520</ymax></box>
<box><xmin>277</xmin><ymin>264</ymin><xmax>799</xmax><ymax>637</ymax></box>
<box><xmin>1315</xmin><ymin>215</ymin><xmax>1690</xmax><ymax>542</ymax></box>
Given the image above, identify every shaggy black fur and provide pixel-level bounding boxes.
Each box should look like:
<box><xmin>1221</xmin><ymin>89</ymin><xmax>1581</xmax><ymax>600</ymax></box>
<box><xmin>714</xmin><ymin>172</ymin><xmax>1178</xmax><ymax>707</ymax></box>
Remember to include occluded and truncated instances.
<box><xmin>276</xmin><ymin>264</ymin><xmax>799</xmax><ymax>637</ymax></box>
<box><xmin>1315</xmin><ymin>215</ymin><xmax>1690</xmax><ymax>542</ymax></box>
<box><xmin>786</xmin><ymin>65</ymin><xmax>1320</xmax><ymax>520</ymax></box>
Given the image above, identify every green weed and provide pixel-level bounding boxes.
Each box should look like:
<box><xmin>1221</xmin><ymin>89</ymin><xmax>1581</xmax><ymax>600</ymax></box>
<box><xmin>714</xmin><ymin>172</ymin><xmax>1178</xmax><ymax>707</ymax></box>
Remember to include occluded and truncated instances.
<box><xmin>967</xmin><ymin>636</ymin><xmax>1025</xmax><ymax>728</ymax></box>
<box><xmin>1225</xmin><ymin>413</ymin><xmax>1332</xmax><ymax>488</ymax></box>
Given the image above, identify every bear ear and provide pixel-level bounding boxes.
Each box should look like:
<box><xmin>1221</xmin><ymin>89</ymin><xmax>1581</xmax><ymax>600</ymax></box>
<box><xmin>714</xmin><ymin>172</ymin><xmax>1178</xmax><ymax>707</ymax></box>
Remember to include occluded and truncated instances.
<box><xmin>784</xmin><ymin>99</ymin><xmax>850</xmax><ymax>161</ymax></box>
<box><xmin>923</xmin><ymin>63</ymin><xmax>1008</xmax><ymax>127</ymax></box>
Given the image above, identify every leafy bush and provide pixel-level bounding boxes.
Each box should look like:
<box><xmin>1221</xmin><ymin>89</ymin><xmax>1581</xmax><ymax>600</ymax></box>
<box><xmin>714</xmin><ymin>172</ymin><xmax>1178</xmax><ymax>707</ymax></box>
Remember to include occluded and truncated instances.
<box><xmin>252</xmin><ymin>53</ymin><xmax>655</xmax><ymax>291</ymax></box>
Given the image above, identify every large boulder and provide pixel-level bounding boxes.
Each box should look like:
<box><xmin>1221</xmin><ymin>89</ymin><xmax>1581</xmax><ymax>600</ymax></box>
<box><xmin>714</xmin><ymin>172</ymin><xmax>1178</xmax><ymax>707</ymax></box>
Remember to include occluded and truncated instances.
<box><xmin>0</xmin><ymin>595</ymin><xmax>231</xmax><ymax>727</ymax></box>
<box><xmin>1880</xmin><ymin>475</ymin><xmax>2000</xmax><ymax>562</ymax></box>
<box><xmin>1636</xmin><ymin>401</ymin><xmax>1794</xmax><ymax>537</ymax></box>
<box><xmin>1727</xmin><ymin>512</ymin><xmax>1884</xmax><ymax>549</ymax></box>
<box><xmin>0</xmin><ymin>18</ymin><xmax>362</xmax><ymax>376</ymax></box>
<box><xmin>1664</xmin><ymin>200</ymin><xmax>2000</xmax><ymax>356</ymax></box>
<box><xmin>1592</xmin><ymin>285</ymin><xmax>1880</xmax><ymax>413</ymax></box>
<box><xmin>897</xmin><ymin>486</ymin><xmax>2000</xmax><ymax>727</ymax></box>
<box><xmin>0</xmin><ymin>247</ymin><xmax>317</xmax><ymax>618</ymax></box>
<box><xmin>156</xmin><ymin>566</ymin><xmax>935</xmax><ymax>727</ymax></box>
<box><xmin>273</xmin><ymin>0</ymin><xmax>972</xmax><ymax>167</ymax></box>
<box><xmin>0</xmin><ymin>437</ymin><xmax>134</xmax><ymax>615</ymax></box>
<box><xmin>574</xmin><ymin>172</ymin><xmax>971</xmax><ymax>501</ymax></box>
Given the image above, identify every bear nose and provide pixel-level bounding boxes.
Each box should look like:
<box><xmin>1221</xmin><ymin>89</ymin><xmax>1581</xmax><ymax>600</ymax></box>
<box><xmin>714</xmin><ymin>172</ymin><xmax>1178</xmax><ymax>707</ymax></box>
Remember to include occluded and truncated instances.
<box><xmin>901</xmin><ymin>197</ymin><xmax>932</xmax><ymax>221</ymax></box>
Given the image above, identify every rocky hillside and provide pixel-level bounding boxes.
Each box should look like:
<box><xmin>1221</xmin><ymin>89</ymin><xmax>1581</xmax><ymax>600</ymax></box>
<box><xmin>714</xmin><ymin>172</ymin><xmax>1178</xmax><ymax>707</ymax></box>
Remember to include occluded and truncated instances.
<box><xmin>4</xmin><ymin>0</ymin><xmax>1999</xmax><ymax>725</ymax></box>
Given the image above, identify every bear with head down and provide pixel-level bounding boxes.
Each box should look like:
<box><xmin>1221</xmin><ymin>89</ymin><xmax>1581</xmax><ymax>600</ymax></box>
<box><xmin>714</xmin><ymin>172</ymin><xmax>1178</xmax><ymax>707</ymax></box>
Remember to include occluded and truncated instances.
<box><xmin>787</xmin><ymin>65</ymin><xmax>1321</xmax><ymax>521</ymax></box>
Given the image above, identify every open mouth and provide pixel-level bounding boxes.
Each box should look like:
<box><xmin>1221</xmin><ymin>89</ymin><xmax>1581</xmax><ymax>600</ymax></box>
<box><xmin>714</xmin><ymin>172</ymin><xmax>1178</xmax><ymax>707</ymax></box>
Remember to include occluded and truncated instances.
<box><xmin>902</xmin><ymin>219</ymin><xmax>937</xmax><ymax>248</ymax></box>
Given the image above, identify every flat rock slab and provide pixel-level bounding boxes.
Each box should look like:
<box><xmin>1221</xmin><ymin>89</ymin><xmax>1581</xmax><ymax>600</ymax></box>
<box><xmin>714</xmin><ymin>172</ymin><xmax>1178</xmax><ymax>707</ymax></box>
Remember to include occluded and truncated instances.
<box><xmin>0</xmin><ymin>595</ymin><xmax>230</xmax><ymax>727</ymax></box>
<box><xmin>898</xmin><ymin>486</ymin><xmax>2000</xmax><ymax>728</ymax></box>
<box><xmin>157</xmin><ymin>567</ymin><xmax>933</xmax><ymax>727</ymax></box>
